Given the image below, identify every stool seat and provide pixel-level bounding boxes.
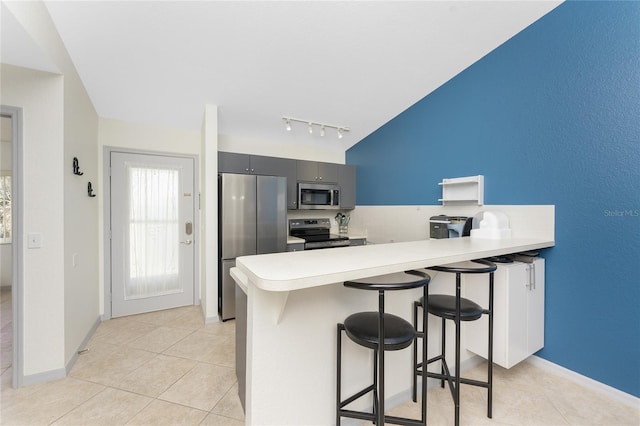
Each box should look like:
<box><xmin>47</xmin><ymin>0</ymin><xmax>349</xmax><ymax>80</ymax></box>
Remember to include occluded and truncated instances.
<box><xmin>344</xmin><ymin>312</ymin><xmax>416</xmax><ymax>351</ymax></box>
<box><xmin>420</xmin><ymin>295</ymin><xmax>484</xmax><ymax>321</ymax></box>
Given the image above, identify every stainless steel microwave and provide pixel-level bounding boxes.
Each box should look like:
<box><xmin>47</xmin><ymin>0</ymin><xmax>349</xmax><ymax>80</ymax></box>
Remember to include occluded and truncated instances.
<box><xmin>298</xmin><ymin>183</ymin><xmax>340</xmax><ymax>210</ymax></box>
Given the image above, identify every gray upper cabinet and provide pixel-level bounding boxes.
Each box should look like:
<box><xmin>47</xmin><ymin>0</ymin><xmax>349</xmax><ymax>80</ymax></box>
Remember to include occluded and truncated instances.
<box><xmin>338</xmin><ymin>164</ymin><xmax>356</xmax><ymax>209</ymax></box>
<box><xmin>218</xmin><ymin>152</ymin><xmax>251</xmax><ymax>174</ymax></box>
<box><xmin>297</xmin><ymin>160</ymin><xmax>338</xmax><ymax>183</ymax></box>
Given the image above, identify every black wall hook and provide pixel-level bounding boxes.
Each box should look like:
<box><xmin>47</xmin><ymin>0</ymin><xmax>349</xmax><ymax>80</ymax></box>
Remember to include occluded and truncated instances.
<box><xmin>73</xmin><ymin>157</ymin><xmax>84</xmax><ymax>175</ymax></box>
<box><xmin>88</xmin><ymin>182</ymin><xmax>96</xmax><ymax>197</ymax></box>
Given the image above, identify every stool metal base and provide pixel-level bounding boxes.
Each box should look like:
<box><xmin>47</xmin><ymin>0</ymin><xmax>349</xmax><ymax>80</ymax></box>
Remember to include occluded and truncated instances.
<box><xmin>337</xmin><ymin>270</ymin><xmax>430</xmax><ymax>426</ymax></box>
<box><xmin>337</xmin><ymin>322</ymin><xmax>427</xmax><ymax>426</ymax></box>
<box><xmin>412</xmin><ymin>261</ymin><xmax>495</xmax><ymax>426</ymax></box>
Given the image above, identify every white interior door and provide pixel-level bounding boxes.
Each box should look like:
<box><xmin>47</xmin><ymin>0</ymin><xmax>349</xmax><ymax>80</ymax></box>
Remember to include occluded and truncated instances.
<box><xmin>110</xmin><ymin>152</ymin><xmax>195</xmax><ymax>318</ymax></box>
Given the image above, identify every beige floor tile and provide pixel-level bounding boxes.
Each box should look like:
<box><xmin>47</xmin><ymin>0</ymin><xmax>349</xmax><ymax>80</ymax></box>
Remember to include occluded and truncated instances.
<box><xmin>1</xmin><ymin>377</ymin><xmax>104</xmax><ymax>425</ymax></box>
<box><xmin>0</xmin><ymin>343</ymin><xmax>12</xmax><ymax>369</ymax></box>
<box><xmin>126</xmin><ymin>325</ymin><xmax>195</xmax><ymax>353</ymax></box>
<box><xmin>211</xmin><ymin>383</ymin><xmax>245</xmax><ymax>421</ymax></box>
<box><xmin>70</xmin><ymin>345</ymin><xmax>156</xmax><ymax>387</ymax></box>
<box><xmin>0</xmin><ymin>301</ymin><xmax>12</xmax><ymax>328</ymax></box>
<box><xmin>116</xmin><ymin>354</ymin><xmax>198</xmax><ymax>397</ymax></box>
<box><xmin>1</xmin><ymin>321</ymin><xmax>12</xmax><ymax>345</ymax></box>
<box><xmin>1</xmin><ymin>366</ymin><xmax>13</xmax><ymax>391</ymax></box>
<box><xmin>199</xmin><ymin>413</ymin><xmax>245</xmax><ymax>426</ymax></box>
<box><xmin>201</xmin><ymin>319</ymin><xmax>235</xmax><ymax>337</ymax></box>
<box><xmin>89</xmin><ymin>320</ymin><xmax>159</xmax><ymax>346</ymax></box>
<box><xmin>158</xmin><ymin>362</ymin><xmax>236</xmax><ymax>411</ymax></box>
<box><xmin>543</xmin><ymin>375</ymin><xmax>640</xmax><ymax>426</ymax></box>
<box><xmin>163</xmin><ymin>330</ymin><xmax>235</xmax><ymax>367</ymax></box>
<box><xmin>128</xmin><ymin>306</ymin><xmax>200</xmax><ymax>327</ymax></box>
<box><xmin>169</xmin><ymin>306</ymin><xmax>208</xmax><ymax>330</ymax></box>
<box><xmin>125</xmin><ymin>399</ymin><xmax>208</xmax><ymax>426</ymax></box>
<box><xmin>51</xmin><ymin>387</ymin><xmax>152</xmax><ymax>426</ymax></box>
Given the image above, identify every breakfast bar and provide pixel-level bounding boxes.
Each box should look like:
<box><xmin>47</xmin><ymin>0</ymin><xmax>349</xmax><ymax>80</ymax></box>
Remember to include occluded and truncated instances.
<box><xmin>231</xmin><ymin>235</ymin><xmax>554</xmax><ymax>425</ymax></box>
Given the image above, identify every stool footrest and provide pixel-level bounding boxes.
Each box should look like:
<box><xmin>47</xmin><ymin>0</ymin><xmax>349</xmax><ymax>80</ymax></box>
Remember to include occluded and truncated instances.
<box><xmin>339</xmin><ymin>384</ymin><xmax>376</xmax><ymax>408</ymax></box>
<box><xmin>338</xmin><ymin>409</ymin><xmax>375</xmax><ymax>422</ymax></box>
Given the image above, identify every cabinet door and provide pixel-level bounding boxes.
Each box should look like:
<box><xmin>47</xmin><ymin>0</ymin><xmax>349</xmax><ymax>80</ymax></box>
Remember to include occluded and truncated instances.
<box><xmin>251</xmin><ymin>155</ymin><xmax>285</xmax><ymax>176</ymax></box>
<box><xmin>338</xmin><ymin>165</ymin><xmax>356</xmax><ymax>209</ymax></box>
<box><xmin>506</xmin><ymin>263</ymin><xmax>530</xmax><ymax>367</ymax></box>
<box><xmin>527</xmin><ymin>259</ymin><xmax>545</xmax><ymax>354</ymax></box>
<box><xmin>297</xmin><ymin>160</ymin><xmax>318</xmax><ymax>182</ymax></box>
<box><xmin>286</xmin><ymin>243</ymin><xmax>305</xmax><ymax>252</ymax></box>
<box><xmin>297</xmin><ymin>160</ymin><xmax>338</xmax><ymax>183</ymax></box>
<box><xmin>219</xmin><ymin>152</ymin><xmax>251</xmax><ymax>174</ymax></box>
<box><xmin>317</xmin><ymin>162</ymin><xmax>338</xmax><ymax>183</ymax></box>
<box><xmin>465</xmin><ymin>262</ymin><xmax>529</xmax><ymax>369</ymax></box>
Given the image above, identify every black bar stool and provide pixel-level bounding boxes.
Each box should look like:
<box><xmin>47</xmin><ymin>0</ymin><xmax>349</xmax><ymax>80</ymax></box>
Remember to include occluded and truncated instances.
<box><xmin>412</xmin><ymin>259</ymin><xmax>496</xmax><ymax>426</ymax></box>
<box><xmin>337</xmin><ymin>270</ymin><xmax>431</xmax><ymax>426</ymax></box>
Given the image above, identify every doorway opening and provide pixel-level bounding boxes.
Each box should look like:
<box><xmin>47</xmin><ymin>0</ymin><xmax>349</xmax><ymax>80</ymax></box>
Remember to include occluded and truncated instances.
<box><xmin>1</xmin><ymin>105</ymin><xmax>23</xmax><ymax>388</ymax></box>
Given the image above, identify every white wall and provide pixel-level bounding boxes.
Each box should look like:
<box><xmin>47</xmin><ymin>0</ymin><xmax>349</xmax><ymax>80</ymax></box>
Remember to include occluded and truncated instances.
<box><xmin>202</xmin><ymin>105</ymin><xmax>218</xmax><ymax>322</ymax></box>
<box><xmin>0</xmin><ymin>64</ymin><xmax>65</xmax><ymax>378</ymax></box>
<box><xmin>3</xmin><ymin>0</ymin><xmax>105</xmax><ymax>381</ymax></box>
<box><xmin>97</xmin><ymin>117</ymin><xmax>201</xmax><ymax>316</ymax></box>
<box><xmin>219</xmin><ymin>133</ymin><xmax>345</xmax><ymax>164</ymax></box>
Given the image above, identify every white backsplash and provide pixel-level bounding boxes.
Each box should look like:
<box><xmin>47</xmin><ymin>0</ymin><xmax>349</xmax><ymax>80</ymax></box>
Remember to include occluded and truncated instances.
<box><xmin>348</xmin><ymin>205</ymin><xmax>555</xmax><ymax>244</ymax></box>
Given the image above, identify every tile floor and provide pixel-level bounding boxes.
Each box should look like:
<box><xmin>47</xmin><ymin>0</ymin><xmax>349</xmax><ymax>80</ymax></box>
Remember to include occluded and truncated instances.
<box><xmin>0</xmin><ymin>293</ymin><xmax>638</xmax><ymax>425</ymax></box>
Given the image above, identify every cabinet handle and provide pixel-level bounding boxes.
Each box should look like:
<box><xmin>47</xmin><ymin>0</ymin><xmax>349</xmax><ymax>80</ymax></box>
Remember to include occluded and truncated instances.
<box><xmin>251</xmin><ymin>168</ymin><xmax>254</xmax><ymax>173</ymax></box>
<box><xmin>530</xmin><ymin>263</ymin><xmax>536</xmax><ymax>290</ymax></box>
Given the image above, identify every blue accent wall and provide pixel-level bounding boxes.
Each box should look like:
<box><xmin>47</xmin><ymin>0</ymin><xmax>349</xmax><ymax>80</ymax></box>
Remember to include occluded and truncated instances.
<box><xmin>347</xmin><ymin>1</ymin><xmax>640</xmax><ymax>397</ymax></box>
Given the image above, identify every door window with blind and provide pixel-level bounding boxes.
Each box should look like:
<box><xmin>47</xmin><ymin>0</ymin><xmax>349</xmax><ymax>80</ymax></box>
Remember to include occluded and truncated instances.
<box><xmin>127</xmin><ymin>165</ymin><xmax>181</xmax><ymax>299</ymax></box>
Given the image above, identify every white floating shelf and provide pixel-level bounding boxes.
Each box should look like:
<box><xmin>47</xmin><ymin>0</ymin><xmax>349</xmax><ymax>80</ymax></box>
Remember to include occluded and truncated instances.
<box><xmin>438</xmin><ymin>175</ymin><xmax>484</xmax><ymax>206</ymax></box>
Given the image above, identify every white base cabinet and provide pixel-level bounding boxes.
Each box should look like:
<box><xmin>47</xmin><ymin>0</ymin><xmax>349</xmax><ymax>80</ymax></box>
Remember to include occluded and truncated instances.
<box><xmin>465</xmin><ymin>258</ymin><xmax>545</xmax><ymax>369</ymax></box>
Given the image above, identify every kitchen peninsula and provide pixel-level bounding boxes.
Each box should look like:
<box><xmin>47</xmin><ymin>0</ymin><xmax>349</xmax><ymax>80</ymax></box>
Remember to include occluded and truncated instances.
<box><xmin>231</xmin><ymin>221</ymin><xmax>554</xmax><ymax>425</ymax></box>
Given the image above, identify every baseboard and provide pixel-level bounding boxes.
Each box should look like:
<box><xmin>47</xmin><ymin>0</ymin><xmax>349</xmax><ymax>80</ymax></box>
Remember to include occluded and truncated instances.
<box><xmin>65</xmin><ymin>316</ymin><xmax>102</xmax><ymax>375</ymax></box>
<box><xmin>21</xmin><ymin>367</ymin><xmax>66</xmax><ymax>387</ymax></box>
<box><xmin>526</xmin><ymin>355</ymin><xmax>639</xmax><ymax>408</ymax></box>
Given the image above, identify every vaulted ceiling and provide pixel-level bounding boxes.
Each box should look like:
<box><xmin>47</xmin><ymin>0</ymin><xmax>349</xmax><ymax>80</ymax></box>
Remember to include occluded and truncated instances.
<box><xmin>2</xmin><ymin>1</ymin><xmax>562</xmax><ymax>151</ymax></box>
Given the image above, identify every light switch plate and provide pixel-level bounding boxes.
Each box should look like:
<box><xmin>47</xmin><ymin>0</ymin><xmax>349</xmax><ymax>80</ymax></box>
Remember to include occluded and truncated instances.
<box><xmin>28</xmin><ymin>233</ymin><xmax>42</xmax><ymax>249</ymax></box>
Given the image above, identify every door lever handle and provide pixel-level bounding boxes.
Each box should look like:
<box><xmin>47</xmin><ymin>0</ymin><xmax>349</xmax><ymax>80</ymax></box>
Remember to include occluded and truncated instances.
<box><xmin>180</xmin><ymin>240</ymin><xmax>192</xmax><ymax>245</ymax></box>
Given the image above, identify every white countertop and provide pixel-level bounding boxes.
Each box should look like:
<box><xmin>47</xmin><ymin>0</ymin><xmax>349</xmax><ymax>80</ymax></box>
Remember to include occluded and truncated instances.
<box><xmin>236</xmin><ymin>236</ymin><xmax>554</xmax><ymax>292</ymax></box>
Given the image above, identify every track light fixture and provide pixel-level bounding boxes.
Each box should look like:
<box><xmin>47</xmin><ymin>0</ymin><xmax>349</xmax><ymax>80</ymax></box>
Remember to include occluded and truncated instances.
<box><xmin>282</xmin><ymin>116</ymin><xmax>350</xmax><ymax>139</ymax></box>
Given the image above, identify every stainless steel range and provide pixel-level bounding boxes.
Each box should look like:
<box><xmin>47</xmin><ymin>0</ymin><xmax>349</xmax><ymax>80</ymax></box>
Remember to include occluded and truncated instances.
<box><xmin>289</xmin><ymin>218</ymin><xmax>350</xmax><ymax>250</ymax></box>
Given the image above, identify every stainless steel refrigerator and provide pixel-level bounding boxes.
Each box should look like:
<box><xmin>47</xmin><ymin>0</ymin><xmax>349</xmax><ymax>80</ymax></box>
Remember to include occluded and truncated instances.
<box><xmin>218</xmin><ymin>173</ymin><xmax>287</xmax><ymax>320</ymax></box>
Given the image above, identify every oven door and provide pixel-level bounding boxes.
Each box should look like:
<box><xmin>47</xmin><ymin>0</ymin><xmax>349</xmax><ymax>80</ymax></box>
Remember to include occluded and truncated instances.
<box><xmin>298</xmin><ymin>183</ymin><xmax>340</xmax><ymax>210</ymax></box>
